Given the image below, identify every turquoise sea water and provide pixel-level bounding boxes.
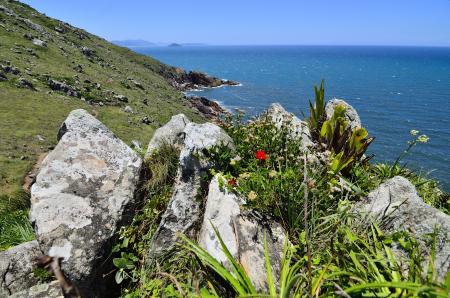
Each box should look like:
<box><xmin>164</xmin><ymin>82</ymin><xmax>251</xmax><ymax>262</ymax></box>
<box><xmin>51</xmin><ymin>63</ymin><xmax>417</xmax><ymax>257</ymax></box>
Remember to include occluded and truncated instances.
<box><xmin>137</xmin><ymin>46</ymin><xmax>450</xmax><ymax>191</ymax></box>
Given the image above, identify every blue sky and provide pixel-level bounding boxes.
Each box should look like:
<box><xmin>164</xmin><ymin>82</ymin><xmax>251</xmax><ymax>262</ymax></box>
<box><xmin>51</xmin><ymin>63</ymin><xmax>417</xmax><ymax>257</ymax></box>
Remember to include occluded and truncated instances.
<box><xmin>22</xmin><ymin>0</ymin><xmax>450</xmax><ymax>46</ymax></box>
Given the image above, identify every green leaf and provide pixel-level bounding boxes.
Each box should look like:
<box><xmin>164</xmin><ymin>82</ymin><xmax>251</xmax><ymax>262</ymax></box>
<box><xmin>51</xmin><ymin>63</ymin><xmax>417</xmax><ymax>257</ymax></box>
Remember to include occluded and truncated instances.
<box><xmin>115</xmin><ymin>270</ymin><xmax>125</xmax><ymax>284</ymax></box>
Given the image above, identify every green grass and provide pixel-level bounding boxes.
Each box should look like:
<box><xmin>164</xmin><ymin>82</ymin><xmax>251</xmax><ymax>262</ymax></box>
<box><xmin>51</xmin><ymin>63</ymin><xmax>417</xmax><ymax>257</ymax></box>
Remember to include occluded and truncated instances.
<box><xmin>0</xmin><ymin>0</ymin><xmax>205</xmax><ymax>250</ymax></box>
<box><xmin>0</xmin><ymin>209</ymin><xmax>35</xmax><ymax>250</ymax></box>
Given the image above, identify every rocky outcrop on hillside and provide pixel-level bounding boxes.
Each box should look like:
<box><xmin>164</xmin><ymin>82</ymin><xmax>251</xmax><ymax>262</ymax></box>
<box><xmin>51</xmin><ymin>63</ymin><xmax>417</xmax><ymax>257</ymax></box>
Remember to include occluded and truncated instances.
<box><xmin>265</xmin><ymin>103</ymin><xmax>313</xmax><ymax>149</ymax></box>
<box><xmin>198</xmin><ymin>176</ymin><xmax>286</xmax><ymax>291</ymax></box>
<box><xmin>145</xmin><ymin>113</ymin><xmax>190</xmax><ymax>158</ymax></box>
<box><xmin>30</xmin><ymin>109</ymin><xmax>144</xmax><ymax>297</ymax></box>
<box><xmin>149</xmin><ymin>120</ymin><xmax>234</xmax><ymax>255</ymax></box>
<box><xmin>357</xmin><ymin>176</ymin><xmax>450</xmax><ymax>281</ymax></box>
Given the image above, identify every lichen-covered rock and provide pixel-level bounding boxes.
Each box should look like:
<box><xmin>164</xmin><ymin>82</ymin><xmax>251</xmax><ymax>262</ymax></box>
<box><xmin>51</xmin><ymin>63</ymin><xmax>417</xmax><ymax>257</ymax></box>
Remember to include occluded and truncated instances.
<box><xmin>150</xmin><ymin>123</ymin><xmax>234</xmax><ymax>255</ymax></box>
<box><xmin>10</xmin><ymin>281</ymin><xmax>62</xmax><ymax>298</ymax></box>
<box><xmin>198</xmin><ymin>176</ymin><xmax>242</xmax><ymax>264</ymax></box>
<box><xmin>358</xmin><ymin>176</ymin><xmax>450</xmax><ymax>281</ymax></box>
<box><xmin>145</xmin><ymin>114</ymin><xmax>190</xmax><ymax>158</ymax></box>
<box><xmin>0</xmin><ymin>240</ymin><xmax>42</xmax><ymax>296</ymax></box>
<box><xmin>198</xmin><ymin>175</ymin><xmax>286</xmax><ymax>291</ymax></box>
<box><xmin>265</xmin><ymin>103</ymin><xmax>313</xmax><ymax>149</ymax></box>
<box><xmin>30</xmin><ymin>109</ymin><xmax>144</xmax><ymax>296</ymax></box>
<box><xmin>325</xmin><ymin>98</ymin><xmax>361</xmax><ymax>130</ymax></box>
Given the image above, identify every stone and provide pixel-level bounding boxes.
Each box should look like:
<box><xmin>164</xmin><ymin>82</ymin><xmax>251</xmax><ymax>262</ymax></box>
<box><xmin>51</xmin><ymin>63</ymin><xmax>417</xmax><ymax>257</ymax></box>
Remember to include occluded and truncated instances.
<box><xmin>150</xmin><ymin>122</ymin><xmax>234</xmax><ymax>255</ymax></box>
<box><xmin>198</xmin><ymin>175</ymin><xmax>286</xmax><ymax>291</ymax></box>
<box><xmin>325</xmin><ymin>98</ymin><xmax>361</xmax><ymax>130</ymax></box>
<box><xmin>47</xmin><ymin>79</ymin><xmax>78</xmax><ymax>97</ymax></box>
<box><xmin>0</xmin><ymin>241</ymin><xmax>42</xmax><ymax>296</ymax></box>
<box><xmin>130</xmin><ymin>79</ymin><xmax>144</xmax><ymax>90</ymax></box>
<box><xmin>17</xmin><ymin>77</ymin><xmax>35</xmax><ymax>90</ymax></box>
<box><xmin>131</xmin><ymin>140</ymin><xmax>142</xmax><ymax>150</ymax></box>
<box><xmin>30</xmin><ymin>109</ymin><xmax>144</xmax><ymax>296</ymax></box>
<box><xmin>54</xmin><ymin>26</ymin><xmax>65</xmax><ymax>33</ymax></box>
<box><xmin>81</xmin><ymin>46</ymin><xmax>94</xmax><ymax>56</ymax></box>
<box><xmin>10</xmin><ymin>281</ymin><xmax>63</xmax><ymax>298</ymax></box>
<box><xmin>187</xmin><ymin>96</ymin><xmax>227</xmax><ymax>119</ymax></box>
<box><xmin>32</xmin><ymin>38</ymin><xmax>47</xmax><ymax>47</ymax></box>
<box><xmin>357</xmin><ymin>176</ymin><xmax>450</xmax><ymax>282</ymax></box>
<box><xmin>265</xmin><ymin>103</ymin><xmax>313</xmax><ymax>149</ymax></box>
<box><xmin>0</xmin><ymin>5</ymin><xmax>16</xmax><ymax>16</ymax></box>
<box><xmin>141</xmin><ymin>116</ymin><xmax>151</xmax><ymax>125</ymax></box>
<box><xmin>145</xmin><ymin>114</ymin><xmax>190</xmax><ymax>158</ymax></box>
<box><xmin>21</xmin><ymin>19</ymin><xmax>45</xmax><ymax>33</ymax></box>
<box><xmin>123</xmin><ymin>105</ymin><xmax>133</xmax><ymax>113</ymax></box>
<box><xmin>113</xmin><ymin>94</ymin><xmax>128</xmax><ymax>102</ymax></box>
<box><xmin>0</xmin><ymin>71</ymin><xmax>7</xmax><ymax>81</ymax></box>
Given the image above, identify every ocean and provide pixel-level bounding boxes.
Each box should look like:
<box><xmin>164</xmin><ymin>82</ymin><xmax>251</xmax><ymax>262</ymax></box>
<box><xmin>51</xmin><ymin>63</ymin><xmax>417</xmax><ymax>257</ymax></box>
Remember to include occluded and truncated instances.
<box><xmin>136</xmin><ymin>46</ymin><xmax>450</xmax><ymax>191</ymax></box>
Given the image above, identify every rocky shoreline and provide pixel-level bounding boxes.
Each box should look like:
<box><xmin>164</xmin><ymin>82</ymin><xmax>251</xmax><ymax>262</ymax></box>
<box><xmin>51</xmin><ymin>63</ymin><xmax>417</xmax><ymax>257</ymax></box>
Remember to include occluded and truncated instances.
<box><xmin>165</xmin><ymin>68</ymin><xmax>240</xmax><ymax>92</ymax></box>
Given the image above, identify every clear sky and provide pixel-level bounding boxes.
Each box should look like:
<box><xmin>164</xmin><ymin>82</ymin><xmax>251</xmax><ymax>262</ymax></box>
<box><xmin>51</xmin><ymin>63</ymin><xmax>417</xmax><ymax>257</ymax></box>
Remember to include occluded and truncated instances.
<box><xmin>22</xmin><ymin>0</ymin><xmax>450</xmax><ymax>46</ymax></box>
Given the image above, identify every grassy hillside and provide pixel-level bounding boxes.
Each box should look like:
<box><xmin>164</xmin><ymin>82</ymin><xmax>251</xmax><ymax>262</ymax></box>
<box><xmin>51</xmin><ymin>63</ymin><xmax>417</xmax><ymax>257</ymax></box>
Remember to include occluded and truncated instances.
<box><xmin>0</xmin><ymin>0</ymin><xmax>205</xmax><ymax>217</ymax></box>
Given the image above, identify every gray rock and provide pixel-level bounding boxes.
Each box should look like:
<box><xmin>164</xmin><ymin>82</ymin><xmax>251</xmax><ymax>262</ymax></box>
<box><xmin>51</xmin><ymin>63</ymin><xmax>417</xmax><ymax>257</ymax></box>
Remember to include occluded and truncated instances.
<box><xmin>145</xmin><ymin>114</ymin><xmax>190</xmax><ymax>158</ymax></box>
<box><xmin>265</xmin><ymin>103</ymin><xmax>313</xmax><ymax>149</ymax></box>
<box><xmin>113</xmin><ymin>94</ymin><xmax>128</xmax><ymax>102</ymax></box>
<box><xmin>21</xmin><ymin>19</ymin><xmax>45</xmax><ymax>33</ymax></box>
<box><xmin>30</xmin><ymin>109</ymin><xmax>144</xmax><ymax>296</ymax></box>
<box><xmin>123</xmin><ymin>105</ymin><xmax>133</xmax><ymax>113</ymax></box>
<box><xmin>81</xmin><ymin>46</ymin><xmax>94</xmax><ymax>56</ymax></box>
<box><xmin>141</xmin><ymin>116</ymin><xmax>151</xmax><ymax>125</ymax></box>
<box><xmin>47</xmin><ymin>79</ymin><xmax>78</xmax><ymax>97</ymax></box>
<box><xmin>0</xmin><ymin>71</ymin><xmax>7</xmax><ymax>81</ymax></box>
<box><xmin>32</xmin><ymin>39</ymin><xmax>47</xmax><ymax>47</ymax></box>
<box><xmin>358</xmin><ymin>176</ymin><xmax>450</xmax><ymax>282</ymax></box>
<box><xmin>150</xmin><ymin>122</ymin><xmax>234</xmax><ymax>255</ymax></box>
<box><xmin>0</xmin><ymin>5</ymin><xmax>16</xmax><ymax>16</ymax></box>
<box><xmin>198</xmin><ymin>175</ymin><xmax>286</xmax><ymax>291</ymax></box>
<box><xmin>131</xmin><ymin>140</ymin><xmax>141</xmax><ymax>150</ymax></box>
<box><xmin>130</xmin><ymin>79</ymin><xmax>144</xmax><ymax>90</ymax></box>
<box><xmin>10</xmin><ymin>281</ymin><xmax>62</xmax><ymax>298</ymax></box>
<box><xmin>0</xmin><ymin>241</ymin><xmax>42</xmax><ymax>296</ymax></box>
<box><xmin>325</xmin><ymin>98</ymin><xmax>361</xmax><ymax>130</ymax></box>
<box><xmin>17</xmin><ymin>77</ymin><xmax>35</xmax><ymax>90</ymax></box>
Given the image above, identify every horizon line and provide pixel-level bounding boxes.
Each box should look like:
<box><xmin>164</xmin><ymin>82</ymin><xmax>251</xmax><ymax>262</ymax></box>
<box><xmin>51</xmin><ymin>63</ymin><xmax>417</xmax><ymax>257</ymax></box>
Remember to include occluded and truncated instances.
<box><xmin>113</xmin><ymin>42</ymin><xmax>450</xmax><ymax>49</ymax></box>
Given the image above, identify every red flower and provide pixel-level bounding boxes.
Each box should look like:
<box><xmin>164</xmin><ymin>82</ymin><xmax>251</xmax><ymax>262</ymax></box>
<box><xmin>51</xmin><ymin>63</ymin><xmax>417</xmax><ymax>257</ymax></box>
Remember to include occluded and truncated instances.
<box><xmin>228</xmin><ymin>178</ymin><xmax>237</xmax><ymax>186</ymax></box>
<box><xmin>255</xmin><ymin>150</ymin><xmax>267</xmax><ymax>160</ymax></box>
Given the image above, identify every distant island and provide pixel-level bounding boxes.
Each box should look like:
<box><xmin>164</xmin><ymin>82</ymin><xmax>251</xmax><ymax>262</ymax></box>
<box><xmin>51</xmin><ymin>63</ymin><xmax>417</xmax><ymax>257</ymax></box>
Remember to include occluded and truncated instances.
<box><xmin>168</xmin><ymin>43</ymin><xmax>182</xmax><ymax>47</ymax></box>
<box><xmin>110</xmin><ymin>39</ymin><xmax>155</xmax><ymax>47</ymax></box>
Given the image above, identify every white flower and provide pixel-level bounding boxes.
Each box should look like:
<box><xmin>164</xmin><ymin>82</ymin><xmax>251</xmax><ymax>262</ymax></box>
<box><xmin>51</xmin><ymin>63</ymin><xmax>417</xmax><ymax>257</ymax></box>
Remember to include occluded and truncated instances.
<box><xmin>410</xmin><ymin>129</ymin><xmax>419</xmax><ymax>136</ymax></box>
<box><xmin>248</xmin><ymin>191</ymin><xmax>257</xmax><ymax>201</ymax></box>
<box><xmin>417</xmin><ymin>135</ymin><xmax>429</xmax><ymax>143</ymax></box>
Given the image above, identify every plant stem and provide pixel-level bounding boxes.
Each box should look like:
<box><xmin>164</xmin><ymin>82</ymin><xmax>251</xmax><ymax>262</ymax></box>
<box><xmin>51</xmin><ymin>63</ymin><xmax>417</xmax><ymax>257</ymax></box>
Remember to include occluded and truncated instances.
<box><xmin>303</xmin><ymin>153</ymin><xmax>312</xmax><ymax>291</ymax></box>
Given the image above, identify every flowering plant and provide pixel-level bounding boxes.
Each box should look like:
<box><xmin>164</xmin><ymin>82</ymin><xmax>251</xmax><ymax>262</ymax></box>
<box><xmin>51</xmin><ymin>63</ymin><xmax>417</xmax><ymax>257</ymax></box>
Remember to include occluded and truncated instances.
<box><xmin>255</xmin><ymin>150</ymin><xmax>267</xmax><ymax>161</ymax></box>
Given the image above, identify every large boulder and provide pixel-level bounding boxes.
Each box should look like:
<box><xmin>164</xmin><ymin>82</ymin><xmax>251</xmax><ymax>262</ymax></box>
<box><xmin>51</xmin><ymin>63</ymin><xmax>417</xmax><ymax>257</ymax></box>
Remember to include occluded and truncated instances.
<box><xmin>325</xmin><ymin>98</ymin><xmax>361</xmax><ymax>130</ymax></box>
<box><xmin>0</xmin><ymin>241</ymin><xmax>42</xmax><ymax>296</ymax></box>
<box><xmin>150</xmin><ymin>123</ymin><xmax>234</xmax><ymax>255</ymax></box>
<box><xmin>357</xmin><ymin>176</ymin><xmax>450</xmax><ymax>281</ymax></box>
<box><xmin>198</xmin><ymin>175</ymin><xmax>286</xmax><ymax>291</ymax></box>
<box><xmin>10</xmin><ymin>281</ymin><xmax>62</xmax><ymax>298</ymax></box>
<box><xmin>145</xmin><ymin>114</ymin><xmax>190</xmax><ymax>158</ymax></box>
<box><xmin>265</xmin><ymin>103</ymin><xmax>312</xmax><ymax>149</ymax></box>
<box><xmin>30</xmin><ymin>109</ymin><xmax>144</xmax><ymax>296</ymax></box>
